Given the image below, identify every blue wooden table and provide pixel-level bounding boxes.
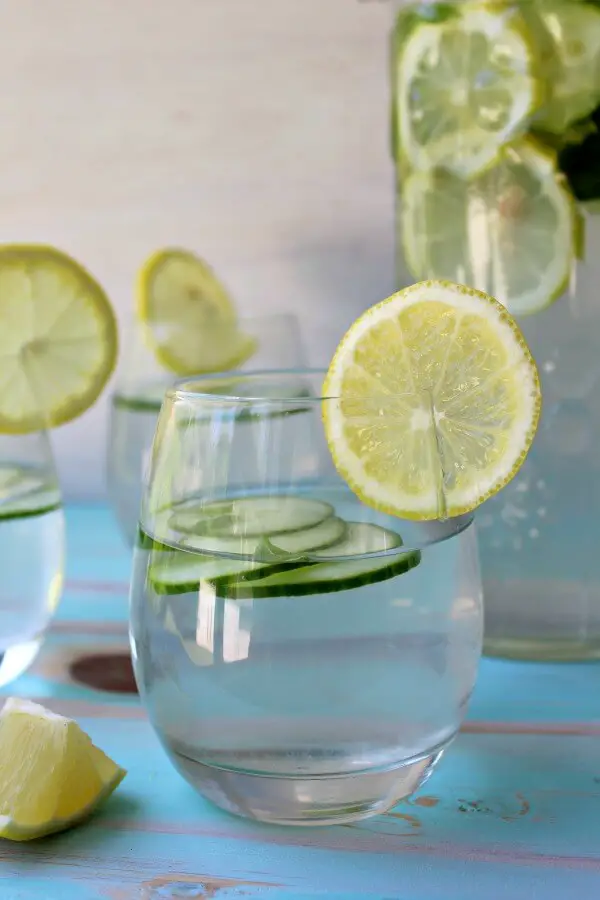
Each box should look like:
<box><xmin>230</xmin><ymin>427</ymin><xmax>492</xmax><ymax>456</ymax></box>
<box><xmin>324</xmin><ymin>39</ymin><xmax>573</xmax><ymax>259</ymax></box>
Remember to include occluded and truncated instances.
<box><xmin>1</xmin><ymin>504</ymin><xmax>599</xmax><ymax>900</ymax></box>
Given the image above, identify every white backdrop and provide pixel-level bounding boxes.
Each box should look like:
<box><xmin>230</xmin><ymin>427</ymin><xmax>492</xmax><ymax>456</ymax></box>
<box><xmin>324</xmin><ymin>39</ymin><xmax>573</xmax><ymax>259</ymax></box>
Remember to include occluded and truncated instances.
<box><xmin>0</xmin><ymin>0</ymin><xmax>396</xmax><ymax>498</ymax></box>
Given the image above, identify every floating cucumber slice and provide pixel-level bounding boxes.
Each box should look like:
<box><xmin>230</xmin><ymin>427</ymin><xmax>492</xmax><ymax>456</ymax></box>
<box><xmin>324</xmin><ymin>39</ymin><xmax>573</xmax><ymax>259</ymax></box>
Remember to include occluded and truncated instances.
<box><xmin>214</xmin><ymin>548</ymin><xmax>422</xmax><ymax>598</ymax></box>
<box><xmin>0</xmin><ymin>466</ymin><xmax>23</xmax><ymax>493</ymax></box>
<box><xmin>0</xmin><ymin>469</ymin><xmax>61</xmax><ymax>521</ymax></box>
<box><xmin>147</xmin><ymin>548</ymin><xmax>306</xmax><ymax>595</ymax></box>
<box><xmin>145</xmin><ymin>517</ymin><xmax>415</xmax><ymax>596</ymax></box>
<box><xmin>307</xmin><ymin>521</ymin><xmax>403</xmax><ymax>558</ymax></box>
<box><xmin>148</xmin><ymin>549</ymin><xmax>269</xmax><ymax>595</ymax></box>
<box><xmin>112</xmin><ymin>381</ymin><xmax>167</xmax><ymax>413</ymax></box>
<box><xmin>181</xmin><ymin>532</ymin><xmax>260</xmax><ymax>557</ymax></box>
<box><xmin>265</xmin><ymin>516</ymin><xmax>347</xmax><ymax>556</ymax></box>
<box><xmin>170</xmin><ymin>495</ymin><xmax>334</xmax><ymax>539</ymax></box>
<box><xmin>141</xmin><ymin>515</ymin><xmax>344</xmax><ymax>560</ymax></box>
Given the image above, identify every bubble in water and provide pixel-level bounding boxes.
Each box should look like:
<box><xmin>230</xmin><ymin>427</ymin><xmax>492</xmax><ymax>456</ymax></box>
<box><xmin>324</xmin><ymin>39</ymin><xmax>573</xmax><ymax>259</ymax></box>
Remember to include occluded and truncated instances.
<box><xmin>541</xmin><ymin>400</ymin><xmax>592</xmax><ymax>457</ymax></box>
<box><xmin>540</xmin><ymin>337</ymin><xmax>600</xmax><ymax>401</ymax></box>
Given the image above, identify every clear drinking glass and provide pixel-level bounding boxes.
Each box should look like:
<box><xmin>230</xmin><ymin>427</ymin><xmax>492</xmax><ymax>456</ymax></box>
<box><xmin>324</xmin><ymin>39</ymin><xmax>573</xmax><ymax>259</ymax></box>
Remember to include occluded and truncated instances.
<box><xmin>391</xmin><ymin>0</ymin><xmax>600</xmax><ymax>659</ymax></box>
<box><xmin>0</xmin><ymin>431</ymin><xmax>64</xmax><ymax>685</ymax></box>
<box><xmin>129</xmin><ymin>370</ymin><xmax>483</xmax><ymax>826</ymax></box>
<box><xmin>107</xmin><ymin>314</ymin><xmax>305</xmax><ymax>546</ymax></box>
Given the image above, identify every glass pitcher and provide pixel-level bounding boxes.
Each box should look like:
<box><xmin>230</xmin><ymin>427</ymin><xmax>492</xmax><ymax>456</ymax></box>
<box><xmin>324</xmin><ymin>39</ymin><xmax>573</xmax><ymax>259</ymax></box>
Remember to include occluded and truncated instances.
<box><xmin>391</xmin><ymin>0</ymin><xmax>600</xmax><ymax>660</ymax></box>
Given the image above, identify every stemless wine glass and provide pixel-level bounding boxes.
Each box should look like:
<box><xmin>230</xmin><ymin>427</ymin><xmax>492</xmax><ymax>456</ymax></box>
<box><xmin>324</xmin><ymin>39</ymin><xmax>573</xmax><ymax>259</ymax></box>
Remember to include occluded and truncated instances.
<box><xmin>129</xmin><ymin>370</ymin><xmax>483</xmax><ymax>826</ymax></box>
<box><xmin>0</xmin><ymin>431</ymin><xmax>64</xmax><ymax>685</ymax></box>
<box><xmin>107</xmin><ymin>313</ymin><xmax>305</xmax><ymax>546</ymax></box>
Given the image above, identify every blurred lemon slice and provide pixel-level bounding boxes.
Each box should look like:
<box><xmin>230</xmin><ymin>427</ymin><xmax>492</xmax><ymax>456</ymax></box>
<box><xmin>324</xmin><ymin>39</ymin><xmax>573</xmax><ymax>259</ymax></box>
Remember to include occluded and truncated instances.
<box><xmin>400</xmin><ymin>139</ymin><xmax>576</xmax><ymax>315</ymax></box>
<box><xmin>394</xmin><ymin>5</ymin><xmax>539</xmax><ymax>177</ymax></box>
<box><xmin>0</xmin><ymin>245</ymin><xmax>117</xmax><ymax>434</ymax></box>
<box><xmin>0</xmin><ymin>698</ymin><xmax>126</xmax><ymax>841</ymax></box>
<box><xmin>531</xmin><ymin>0</ymin><xmax>600</xmax><ymax>135</ymax></box>
<box><xmin>323</xmin><ymin>280</ymin><xmax>541</xmax><ymax>521</ymax></box>
<box><xmin>137</xmin><ymin>248</ymin><xmax>257</xmax><ymax>376</ymax></box>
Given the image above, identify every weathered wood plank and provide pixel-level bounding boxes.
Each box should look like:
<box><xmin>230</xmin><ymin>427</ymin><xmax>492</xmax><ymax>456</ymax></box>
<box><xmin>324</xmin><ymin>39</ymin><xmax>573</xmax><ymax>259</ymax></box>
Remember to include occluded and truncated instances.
<box><xmin>0</xmin><ymin>878</ymin><xmax>395</xmax><ymax>900</ymax></box>
<box><xmin>2</xmin><ymin>720</ymin><xmax>600</xmax><ymax>869</ymax></box>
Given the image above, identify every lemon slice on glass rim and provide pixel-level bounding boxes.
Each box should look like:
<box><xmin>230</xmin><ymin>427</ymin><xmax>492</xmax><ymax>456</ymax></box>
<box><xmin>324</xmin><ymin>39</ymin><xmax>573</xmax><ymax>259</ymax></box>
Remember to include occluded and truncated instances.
<box><xmin>323</xmin><ymin>280</ymin><xmax>541</xmax><ymax>521</ymax></box>
<box><xmin>0</xmin><ymin>244</ymin><xmax>118</xmax><ymax>434</ymax></box>
<box><xmin>137</xmin><ymin>247</ymin><xmax>257</xmax><ymax>376</ymax></box>
<box><xmin>394</xmin><ymin>4</ymin><xmax>540</xmax><ymax>177</ymax></box>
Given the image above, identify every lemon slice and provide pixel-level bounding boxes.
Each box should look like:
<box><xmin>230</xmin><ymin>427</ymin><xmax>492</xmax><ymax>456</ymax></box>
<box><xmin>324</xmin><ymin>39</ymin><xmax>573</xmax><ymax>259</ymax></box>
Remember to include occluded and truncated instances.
<box><xmin>137</xmin><ymin>248</ymin><xmax>257</xmax><ymax>376</ymax></box>
<box><xmin>0</xmin><ymin>698</ymin><xmax>126</xmax><ymax>841</ymax></box>
<box><xmin>394</xmin><ymin>5</ymin><xmax>539</xmax><ymax>177</ymax></box>
<box><xmin>531</xmin><ymin>0</ymin><xmax>600</xmax><ymax>135</ymax></box>
<box><xmin>400</xmin><ymin>139</ymin><xmax>576</xmax><ymax>315</ymax></box>
<box><xmin>0</xmin><ymin>245</ymin><xmax>117</xmax><ymax>434</ymax></box>
<box><xmin>323</xmin><ymin>280</ymin><xmax>541</xmax><ymax>521</ymax></box>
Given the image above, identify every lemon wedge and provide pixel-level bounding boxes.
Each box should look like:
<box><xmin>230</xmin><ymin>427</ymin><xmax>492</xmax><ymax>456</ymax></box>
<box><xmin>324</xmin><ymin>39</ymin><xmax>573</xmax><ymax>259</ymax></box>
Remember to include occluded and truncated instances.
<box><xmin>323</xmin><ymin>280</ymin><xmax>541</xmax><ymax>521</ymax></box>
<box><xmin>0</xmin><ymin>698</ymin><xmax>126</xmax><ymax>841</ymax></box>
<box><xmin>137</xmin><ymin>248</ymin><xmax>257</xmax><ymax>376</ymax></box>
<box><xmin>0</xmin><ymin>245</ymin><xmax>117</xmax><ymax>434</ymax></box>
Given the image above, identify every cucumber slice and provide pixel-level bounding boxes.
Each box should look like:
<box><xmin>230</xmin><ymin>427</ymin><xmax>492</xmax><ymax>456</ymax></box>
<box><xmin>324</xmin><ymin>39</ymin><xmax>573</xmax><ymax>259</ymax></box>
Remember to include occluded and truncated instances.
<box><xmin>0</xmin><ymin>466</ymin><xmax>22</xmax><ymax>493</ymax></box>
<box><xmin>148</xmin><ymin>549</ymin><xmax>269</xmax><ymax>595</ymax></box>
<box><xmin>142</xmin><ymin>513</ymin><xmax>345</xmax><ymax>569</ymax></box>
<box><xmin>308</xmin><ymin>521</ymin><xmax>403</xmax><ymax>558</ymax></box>
<box><xmin>113</xmin><ymin>380</ymin><xmax>167</xmax><ymax>413</ymax></box>
<box><xmin>265</xmin><ymin>516</ymin><xmax>347</xmax><ymax>556</ymax></box>
<box><xmin>0</xmin><ymin>469</ymin><xmax>61</xmax><ymax>521</ymax></box>
<box><xmin>139</xmin><ymin>524</ymin><xmax>258</xmax><ymax>557</ymax></box>
<box><xmin>170</xmin><ymin>495</ymin><xmax>333</xmax><ymax>538</ymax></box>
<box><xmin>182</xmin><ymin>532</ymin><xmax>260</xmax><ymax>557</ymax></box>
<box><xmin>214</xmin><ymin>548</ymin><xmax>421</xmax><ymax>598</ymax></box>
<box><xmin>159</xmin><ymin>518</ymin><xmax>345</xmax><ymax>560</ymax></box>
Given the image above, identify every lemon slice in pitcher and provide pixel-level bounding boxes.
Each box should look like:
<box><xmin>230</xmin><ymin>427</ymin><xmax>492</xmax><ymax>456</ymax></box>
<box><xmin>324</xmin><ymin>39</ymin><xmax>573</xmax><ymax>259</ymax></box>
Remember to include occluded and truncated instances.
<box><xmin>137</xmin><ymin>248</ymin><xmax>257</xmax><ymax>376</ymax></box>
<box><xmin>400</xmin><ymin>139</ymin><xmax>576</xmax><ymax>315</ymax></box>
<box><xmin>323</xmin><ymin>280</ymin><xmax>541</xmax><ymax>521</ymax></box>
<box><xmin>0</xmin><ymin>698</ymin><xmax>126</xmax><ymax>841</ymax></box>
<box><xmin>0</xmin><ymin>245</ymin><xmax>117</xmax><ymax>434</ymax></box>
<box><xmin>531</xmin><ymin>0</ymin><xmax>600</xmax><ymax>135</ymax></box>
<box><xmin>394</xmin><ymin>5</ymin><xmax>539</xmax><ymax>176</ymax></box>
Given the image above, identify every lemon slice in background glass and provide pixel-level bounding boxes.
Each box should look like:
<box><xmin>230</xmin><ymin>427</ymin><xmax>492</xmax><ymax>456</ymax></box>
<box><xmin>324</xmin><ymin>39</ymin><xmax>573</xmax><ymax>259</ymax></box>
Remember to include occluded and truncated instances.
<box><xmin>0</xmin><ymin>698</ymin><xmax>126</xmax><ymax>841</ymax></box>
<box><xmin>400</xmin><ymin>139</ymin><xmax>576</xmax><ymax>315</ymax></box>
<box><xmin>0</xmin><ymin>245</ymin><xmax>118</xmax><ymax>434</ymax></box>
<box><xmin>323</xmin><ymin>280</ymin><xmax>541</xmax><ymax>521</ymax></box>
<box><xmin>137</xmin><ymin>248</ymin><xmax>257</xmax><ymax>376</ymax></box>
<box><xmin>394</xmin><ymin>4</ymin><xmax>540</xmax><ymax>177</ymax></box>
<box><xmin>530</xmin><ymin>0</ymin><xmax>600</xmax><ymax>135</ymax></box>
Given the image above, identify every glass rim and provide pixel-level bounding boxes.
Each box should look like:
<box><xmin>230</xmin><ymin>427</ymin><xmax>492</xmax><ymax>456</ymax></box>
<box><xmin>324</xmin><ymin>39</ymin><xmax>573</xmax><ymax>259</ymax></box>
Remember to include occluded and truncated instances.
<box><xmin>167</xmin><ymin>368</ymin><xmax>429</xmax><ymax>405</ymax></box>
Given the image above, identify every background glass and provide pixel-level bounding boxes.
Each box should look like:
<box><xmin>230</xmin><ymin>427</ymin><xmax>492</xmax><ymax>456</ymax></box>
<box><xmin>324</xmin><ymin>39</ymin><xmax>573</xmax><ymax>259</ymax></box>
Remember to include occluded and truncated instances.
<box><xmin>129</xmin><ymin>370</ymin><xmax>483</xmax><ymax>826</ymax></box>
<box><xmin>107</xmin><ymin>313</ymin><xmax>305</xmax><ymax>546</ymax></box>
<box><xmin>0</xmin><ymin>431</ymin><xmax>64</xmax><ymax>685</ymax></box>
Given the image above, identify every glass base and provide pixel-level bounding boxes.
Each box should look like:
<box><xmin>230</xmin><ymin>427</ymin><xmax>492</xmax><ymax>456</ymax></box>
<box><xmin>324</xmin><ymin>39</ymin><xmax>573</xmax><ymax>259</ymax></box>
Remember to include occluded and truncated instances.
<box><xmin>484</xmin><ymin>636</ymin><xmax>600</xmax><ymax>662</ymax></box>
<box><xmin>483</xmin><ymin>578</ymin><xmax>600</xmax><ymax>661</ymax></box>
<box><xmin>0</xmin><ymin>637</ymin><xmax>42</xmax><ymax>687</ymax></box>
<box><xmin>166</xmin><ymin>740</ymin><xmax>449</xmax><ymax>826</ymax></box>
